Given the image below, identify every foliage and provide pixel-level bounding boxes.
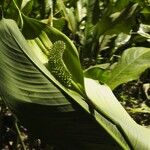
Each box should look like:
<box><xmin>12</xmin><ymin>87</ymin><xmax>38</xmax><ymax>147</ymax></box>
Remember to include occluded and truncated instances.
<box><xmin>0</xmin><ymin>0</ymin><xmax>150</xmax><ymax>149</ymax></box>
<box><xmin>85</xmin><ymin>47</ymin><xmax>150</xmax><ymax>89</ymax></box>
<box><xmin>0</xmin><ymin>17</ymin><xmax>122</xmax><ymax>150</ymax></box>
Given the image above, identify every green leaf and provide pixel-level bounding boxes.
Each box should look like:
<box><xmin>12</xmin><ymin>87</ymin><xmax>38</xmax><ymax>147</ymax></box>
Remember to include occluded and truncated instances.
<box><xmin>0</xmin><ymin>18</ymin><xmax>67</xmax><ymax>106</ymax></box>
<box><xmin>0</xmin><ymin>18</ymin><xmax>85</xmax><ymax>145</ymax></box>
<box><xmin>105</xmin><ymin>47</ymin><xmax>150</xmax><ymax>89</ymax></box>
<box><xmin>94</xmin><ymin>3</ymin><xmax>138</xmax><ymax>36</ymax></box>
<box><xmin>138</xmin><ymin>24</ymin><xmax>150</xmax><ymax>39</ymax></box>
<box><xmin>0</xmin><ymin>18</ymin><xmax>124</xmax><ymax>149</ymax></box>
<box><xmin>21</xmin><ymin>0</ymin><xmax>33</xmax><ymax>15</ymax></box>
<box><xmin>57</xmin><ymin>0</ymin><xmax>77</xmax><ymax>33</ymax></box>
<box><xmin>115</xmin><ymin>0</ymin><xmax>130</xmax><ymax>11</ymax></box>
<box><xmin>84</xmin><ymin>64</ymin><xmax>110</xmax><ymax>82</ymax></box>
<box><xmin>53</xmin><ymin>17</ymin><xmax>66</xmax><ymax>31</ymax></box>
<box><xmin>85</xmin><ymin>78</ymin><xmax>150</xmax><ymax>150</ymax></box>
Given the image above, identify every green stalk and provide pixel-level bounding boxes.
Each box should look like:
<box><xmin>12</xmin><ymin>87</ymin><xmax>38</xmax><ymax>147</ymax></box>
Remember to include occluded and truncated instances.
<box><xmin>12</xmin><ymin>0</ymin><xmax>23</xmax><ymax>29</ymax></box>
<box><xmin>39</xmin><ymin>31</ymin><xmax>53</xmax><ymax>50</ymax></box>
<box><xmin>49</xmin><ymin>0</ymin><xmax>53</xmax><ymax>27</ymax></box>
<box><xmin>15</xmin><ymin>121</ymin><xmax>26</xmax><ymax>150</ymax></box>
<box><xmin>35</xmin><ymin>37</ymin><xmax>50</xmax><ymax>56</ymax></box>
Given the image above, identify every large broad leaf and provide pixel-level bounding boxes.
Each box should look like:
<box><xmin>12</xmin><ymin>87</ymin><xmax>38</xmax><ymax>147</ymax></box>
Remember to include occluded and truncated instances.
<box><xmin>105</xmin><ymin>47</ymin><xmax>150</xmax><ymax>89</ymax></box>
<box><xmin>85</xmin><ymin>78</ymin><xmax>150</xmax><ymax>150</ymax></box>
<box><xmin>0</xmin><ymin>18</ymin><xmax>127</xmax><ymax>149</ymax></box>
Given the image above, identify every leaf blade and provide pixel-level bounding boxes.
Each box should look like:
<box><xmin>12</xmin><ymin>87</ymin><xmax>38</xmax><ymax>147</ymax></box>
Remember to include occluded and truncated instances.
<box><xmin>105</xmin><ymin>47</ymin><xmax>150</xmax><ymax>89</ymax></box>
<box><xmin>85</xmin><ymin>78</ymin><xmax>150</xmax><ymax>150</ymax></box>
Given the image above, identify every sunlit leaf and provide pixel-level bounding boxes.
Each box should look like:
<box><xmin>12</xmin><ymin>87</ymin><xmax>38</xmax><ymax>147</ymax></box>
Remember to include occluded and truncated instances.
<box><xmin>85</xmin><ymin>78</ymin><xmax>150</xmax><ymax>150</ymax></box>
<box><xmin>105</xmin><ymin>47</ymin><xmax>150</xmax><ymax>89</ymax></box>
<box><xmin>138</xmin><ymin>24</ymin><xmax>150</xmax><ymax>40</ymax></box>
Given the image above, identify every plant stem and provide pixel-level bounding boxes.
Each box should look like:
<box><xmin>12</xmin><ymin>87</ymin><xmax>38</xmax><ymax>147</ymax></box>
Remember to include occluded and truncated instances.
<box><xmin>49</xmin><ymin>0</ymin><xmax>53</xmax><ymax>27</ymax></box>
<box><xmin>12</xmin><ymin>0</ymin><xmax>23</xmax><ymax>29</ymax></box>
<box><xmin>15</xmin><ymin>121</ymin><xmax>26</xmax><ymax>150</ymax></box>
